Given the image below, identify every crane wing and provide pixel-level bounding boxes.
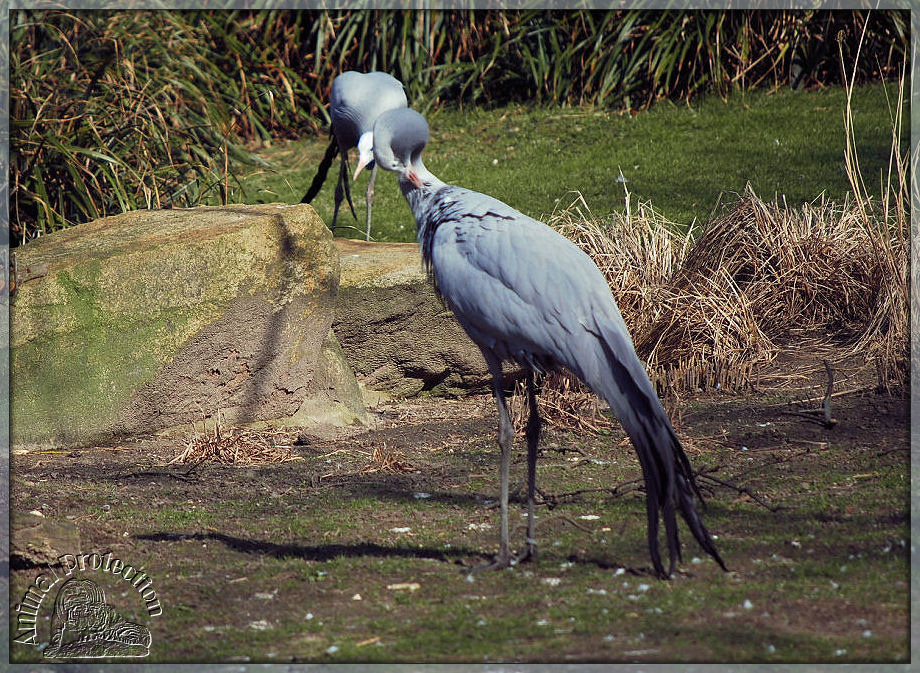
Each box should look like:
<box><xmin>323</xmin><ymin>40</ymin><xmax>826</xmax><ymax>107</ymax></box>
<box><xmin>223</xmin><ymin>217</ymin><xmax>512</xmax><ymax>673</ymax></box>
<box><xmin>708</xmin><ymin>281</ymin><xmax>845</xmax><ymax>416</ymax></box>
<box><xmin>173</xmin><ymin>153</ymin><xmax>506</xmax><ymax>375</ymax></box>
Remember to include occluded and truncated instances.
<box><xmin>422</xmin><ymin>186</ymin><xmax>630</xmax><ymax>369</ymax></box>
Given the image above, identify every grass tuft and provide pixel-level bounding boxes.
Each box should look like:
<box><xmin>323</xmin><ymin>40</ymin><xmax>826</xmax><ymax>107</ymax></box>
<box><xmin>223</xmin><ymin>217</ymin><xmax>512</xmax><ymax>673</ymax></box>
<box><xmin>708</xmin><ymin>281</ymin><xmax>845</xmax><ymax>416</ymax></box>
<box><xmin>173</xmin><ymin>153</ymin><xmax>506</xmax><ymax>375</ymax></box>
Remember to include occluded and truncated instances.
<box><xmin>171</xmin><ymin>416</ymin><xmax>301</xmax><ymax>465</ymax></box>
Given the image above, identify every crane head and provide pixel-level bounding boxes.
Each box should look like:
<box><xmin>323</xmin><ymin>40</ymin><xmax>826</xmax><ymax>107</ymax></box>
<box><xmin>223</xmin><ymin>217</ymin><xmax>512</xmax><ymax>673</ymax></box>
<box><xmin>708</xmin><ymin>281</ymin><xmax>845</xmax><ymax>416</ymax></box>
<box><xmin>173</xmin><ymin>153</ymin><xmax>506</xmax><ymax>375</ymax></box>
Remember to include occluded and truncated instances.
<box><xmin>352</xmin><ymin>132</ymin><xmax>375</xmax><ymax>181</ymax></box>
<box><xmin>372</xmin><ymin>108</ymin><xmax>430</xmax><ymax>188</ymax></box>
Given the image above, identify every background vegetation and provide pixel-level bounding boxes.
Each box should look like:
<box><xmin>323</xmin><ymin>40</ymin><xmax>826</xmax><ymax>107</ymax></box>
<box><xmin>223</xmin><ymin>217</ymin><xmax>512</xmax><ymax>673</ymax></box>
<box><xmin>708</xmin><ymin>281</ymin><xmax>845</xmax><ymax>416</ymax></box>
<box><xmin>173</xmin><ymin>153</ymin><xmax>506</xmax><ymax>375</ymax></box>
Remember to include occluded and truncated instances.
<box><xmin>9</xmin><ymin>9</ymin><xmax>909</xmax><ymax>245</ymax></box>
<box><xmin>246</xmin><ymin>83</ymin><xmax>904</xmax><ymax>238</ymax></box>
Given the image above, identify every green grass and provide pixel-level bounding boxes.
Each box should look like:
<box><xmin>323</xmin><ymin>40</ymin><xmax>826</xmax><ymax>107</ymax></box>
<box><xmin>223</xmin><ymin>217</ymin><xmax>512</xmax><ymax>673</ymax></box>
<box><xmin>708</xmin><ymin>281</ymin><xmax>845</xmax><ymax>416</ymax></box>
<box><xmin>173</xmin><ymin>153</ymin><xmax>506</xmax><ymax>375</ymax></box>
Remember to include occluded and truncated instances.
<box><xmin>10</xmin><ymin>417</ymin><xmax>907</xmax><ymax>663</ymax></box>
<box><xmin>9</xmin><ymin>382</ymin><xmax>908</xmax><ymax>664</ymax></box>
<box><xmin>236</xmin><ymin>82</ymin><xmax>904</xmax><ymax>241</ymax></box>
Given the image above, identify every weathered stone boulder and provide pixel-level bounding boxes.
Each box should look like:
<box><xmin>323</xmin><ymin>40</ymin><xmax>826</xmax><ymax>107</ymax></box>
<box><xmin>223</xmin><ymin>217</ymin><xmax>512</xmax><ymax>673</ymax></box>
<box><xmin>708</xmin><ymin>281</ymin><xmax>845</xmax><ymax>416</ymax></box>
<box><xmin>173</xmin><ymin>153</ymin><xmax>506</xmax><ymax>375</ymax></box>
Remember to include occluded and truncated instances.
<box><xmin>11</xmin><ymin>204</ymin><xmax>366</xmax><ymax>450</ymax></box>
<box><xmin>333</xmin><ymin>239</ymin><xmax>489</xmax><ymax>398</ymax></box>
<box><xmin>10</xmin><ymin>511</ymin><xmax>81</xmax><ymax>567</ymax></box>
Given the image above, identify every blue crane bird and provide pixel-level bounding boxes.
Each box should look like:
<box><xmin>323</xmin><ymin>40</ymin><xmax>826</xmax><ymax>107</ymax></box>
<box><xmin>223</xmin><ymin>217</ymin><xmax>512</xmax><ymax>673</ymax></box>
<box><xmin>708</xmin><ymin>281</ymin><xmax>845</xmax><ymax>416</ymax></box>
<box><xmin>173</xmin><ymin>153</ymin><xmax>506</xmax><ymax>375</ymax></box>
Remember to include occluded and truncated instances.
<box><xmin>301</xmin><ymin>71</ymin><xmax>408</xmax><ymax>240</ymax></box>
<box><xmin>362</xmin><ymin>108</ymin><xmax>727</xmax><ymax>578</ymax></box>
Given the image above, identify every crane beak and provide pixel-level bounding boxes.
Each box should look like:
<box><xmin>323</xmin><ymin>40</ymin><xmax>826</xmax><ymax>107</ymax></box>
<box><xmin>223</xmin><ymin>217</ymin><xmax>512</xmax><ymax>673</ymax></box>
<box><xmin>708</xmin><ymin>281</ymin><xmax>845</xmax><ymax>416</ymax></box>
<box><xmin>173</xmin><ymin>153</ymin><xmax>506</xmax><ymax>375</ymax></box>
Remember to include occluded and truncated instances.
<box><xmin>353</xmin><ymin>156</ymin><xmax>372</xmax><ymax>182</ymax></box>
<box><xmin>406</xmin><ymin>167</ymin><xmax>423</xmax><ymax>188</ymax></box>
<box><xmin>353</xmin><ymin>133</ymin><xmax>375</xmax><ymax>181</ymax></box>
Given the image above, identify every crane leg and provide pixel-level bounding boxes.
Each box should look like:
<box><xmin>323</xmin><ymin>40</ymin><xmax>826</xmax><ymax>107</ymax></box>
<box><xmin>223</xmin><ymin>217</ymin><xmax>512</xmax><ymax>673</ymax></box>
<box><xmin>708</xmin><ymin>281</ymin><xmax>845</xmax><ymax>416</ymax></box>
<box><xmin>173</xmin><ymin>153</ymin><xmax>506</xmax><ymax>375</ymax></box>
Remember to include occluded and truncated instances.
<box><xmin>330</xmin><ymin>155</ymin><xmax>347</xmax><ymax>233</ymax></box>
<box><xmin>364</xmin><ymin>163</ymin><xmax>377</xmax><ymax>241</ymax></box>
<box><xmin>330</xmin><ymin>152</ymin><xmax>358</xmax><ymax>234</ymax></box>
<box><xmin>515</xmin><ymin>371</ymin><xmax>541</xmax><ymax>564</ymax></box>
<box><xmin>471</xmin><ymin>356</ymin><xmax>514</xmax><ymax>572</ymax></box>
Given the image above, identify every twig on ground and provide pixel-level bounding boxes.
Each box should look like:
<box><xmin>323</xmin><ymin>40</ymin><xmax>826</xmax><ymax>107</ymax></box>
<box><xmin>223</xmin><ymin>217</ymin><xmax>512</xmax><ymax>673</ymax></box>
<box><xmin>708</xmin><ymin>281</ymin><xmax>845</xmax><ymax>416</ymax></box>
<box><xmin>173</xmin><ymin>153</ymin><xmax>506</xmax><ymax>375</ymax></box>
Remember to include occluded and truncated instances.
<box><xmin>696</xmin><ymin>473</ymin><xmax>787</xmax><ymax>512</ymax></box>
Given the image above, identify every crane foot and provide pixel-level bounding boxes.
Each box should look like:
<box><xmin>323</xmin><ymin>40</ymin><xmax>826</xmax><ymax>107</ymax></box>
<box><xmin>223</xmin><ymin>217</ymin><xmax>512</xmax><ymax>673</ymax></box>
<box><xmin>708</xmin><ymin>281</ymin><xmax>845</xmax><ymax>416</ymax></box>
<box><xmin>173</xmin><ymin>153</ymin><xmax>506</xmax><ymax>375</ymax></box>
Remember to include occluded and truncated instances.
<box><xmin>514</xmin><ymin>540</ymin><xmax>537</xmax><ymax>564</ymax></box>
<box><xmin>466</xmin><ymin>551</ymin><xmax>513</xmax><ymax>574</ymax></box>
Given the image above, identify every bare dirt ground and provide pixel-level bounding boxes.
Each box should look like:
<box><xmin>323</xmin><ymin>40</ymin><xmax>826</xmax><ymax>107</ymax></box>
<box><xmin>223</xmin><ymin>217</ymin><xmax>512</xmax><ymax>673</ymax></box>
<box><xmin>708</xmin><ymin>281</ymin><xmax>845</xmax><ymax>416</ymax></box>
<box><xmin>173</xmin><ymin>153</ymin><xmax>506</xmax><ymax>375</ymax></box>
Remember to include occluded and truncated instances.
<box><xmin>9</xmin><ymin>349</ymin><xmax>909</xmax><ymax>664</ymax></box>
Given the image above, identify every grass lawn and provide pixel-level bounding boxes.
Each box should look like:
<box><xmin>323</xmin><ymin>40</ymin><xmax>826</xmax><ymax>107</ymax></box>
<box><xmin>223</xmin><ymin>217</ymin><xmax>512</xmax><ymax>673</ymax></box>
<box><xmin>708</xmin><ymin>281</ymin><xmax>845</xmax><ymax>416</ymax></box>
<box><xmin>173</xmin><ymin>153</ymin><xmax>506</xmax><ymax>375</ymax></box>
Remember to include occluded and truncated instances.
<box><xmin>233</xmin><ymin>82</ymin><xmax>905</xmax><ymax>241</ymax></box>
<box><xmin>10</xmin><ymin>390</ymin><xmax>908</xmax><ymax>663</ymax></box>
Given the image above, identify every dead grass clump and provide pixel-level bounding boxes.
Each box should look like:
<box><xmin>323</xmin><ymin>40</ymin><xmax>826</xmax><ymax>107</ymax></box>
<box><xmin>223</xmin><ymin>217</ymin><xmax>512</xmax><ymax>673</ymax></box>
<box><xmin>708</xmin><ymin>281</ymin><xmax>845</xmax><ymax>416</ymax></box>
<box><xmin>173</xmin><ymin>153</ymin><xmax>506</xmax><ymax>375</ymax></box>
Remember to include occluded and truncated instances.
<box><xmin>637</xmin><ymin>268</ymin><xmax>775</xmax><ymax>395</ymax></box>
<box><xmin>551</xmin><ymin>193</ymin><xmax>687</xmax><ymax>335</ymax></box>
<box><xmin>850</xmin><ymin>223</ymin><xmax>909</xmax><ymax>390</ymax></box>
<box><xmin>170</xmin><ymin>420</ymin><xmax>301</xmax><ymax>465</ymax></box>
<box><xmin>360</xmin><ymin>445</ymin><xmax>416</xmax><ymax>474</ymax></box>
<box><xmin>528</xmin><ymin>183</ymin><xmax>907</xmax><ymax>432</ymax></box>
<box><xmin>678</xmin><ymin>190</ymin><xmax>881</xmax><ymax>338</ymax></box>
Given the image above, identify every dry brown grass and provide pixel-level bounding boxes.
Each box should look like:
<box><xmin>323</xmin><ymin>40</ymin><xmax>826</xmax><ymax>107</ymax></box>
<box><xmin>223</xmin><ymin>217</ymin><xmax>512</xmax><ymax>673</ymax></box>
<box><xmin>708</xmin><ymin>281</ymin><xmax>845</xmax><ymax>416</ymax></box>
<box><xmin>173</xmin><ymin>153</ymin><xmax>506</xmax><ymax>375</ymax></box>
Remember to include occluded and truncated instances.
<box><xmin>359</xmin><ymin>444</ymin><xmax>417</xmax><ymax>474</ymax></box>
<box><xmin>509</xmin><ymin>372</ymin><xmax>609</xmax><ymax>437</ymax></box>
<box><xmin>520</xmin><ymin>178</ymin><xmax>908</xmax><ymax>435</ymax></box>
<box><xmin>170</xmin><ymin>418</ymin><xmax>302</xmax><ymax>465</ymax></box>
<box><xmin>552</xmin><ymin>193</ymin><xmax>687</xmax><ymax>336</ymax></box>
<box><xmin>841</xmin><ymin>42</ymin><xmax>910</xmax><ymax>392</ymax></box>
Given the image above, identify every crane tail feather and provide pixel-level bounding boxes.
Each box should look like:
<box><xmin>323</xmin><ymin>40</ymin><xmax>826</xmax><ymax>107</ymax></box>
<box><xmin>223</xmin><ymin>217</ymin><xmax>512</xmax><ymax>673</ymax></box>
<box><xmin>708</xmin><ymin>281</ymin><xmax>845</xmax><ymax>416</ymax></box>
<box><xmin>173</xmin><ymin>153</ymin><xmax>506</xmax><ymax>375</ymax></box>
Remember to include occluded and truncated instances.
<box><xmin>301</xmin><ymin>137</ymin><xmax>339</xmax><ymax>204</ymax></box>
<box><xmin>592</xmin><ymin>320</ymin><xmax>727</xmax><ymax>577</ymax></box>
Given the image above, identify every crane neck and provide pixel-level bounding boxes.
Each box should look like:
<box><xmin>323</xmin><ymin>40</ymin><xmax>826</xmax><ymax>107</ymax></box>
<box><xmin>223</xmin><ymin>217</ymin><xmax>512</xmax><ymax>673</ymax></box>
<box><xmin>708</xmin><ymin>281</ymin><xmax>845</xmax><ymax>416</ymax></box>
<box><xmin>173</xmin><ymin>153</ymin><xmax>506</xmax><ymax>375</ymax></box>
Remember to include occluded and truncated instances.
<box><xmin>399</xmin><ymin>159</ymin><xmax>446</xmax><ymax>218</ymax></box>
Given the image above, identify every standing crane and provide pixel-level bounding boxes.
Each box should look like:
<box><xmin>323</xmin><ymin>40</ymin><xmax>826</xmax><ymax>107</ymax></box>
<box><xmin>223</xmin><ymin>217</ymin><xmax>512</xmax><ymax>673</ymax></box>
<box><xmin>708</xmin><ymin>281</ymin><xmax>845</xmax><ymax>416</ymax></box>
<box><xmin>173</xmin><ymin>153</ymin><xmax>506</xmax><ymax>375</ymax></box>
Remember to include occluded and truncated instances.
<box><xmin>301</xmin><ymin>71</ymin><xmax>408</xmax><ymax>240</ymax></box>
<box><xmin>361</xmin><ymin>108</ymin><xmax>727</xmax><ymax>578</ymax></box>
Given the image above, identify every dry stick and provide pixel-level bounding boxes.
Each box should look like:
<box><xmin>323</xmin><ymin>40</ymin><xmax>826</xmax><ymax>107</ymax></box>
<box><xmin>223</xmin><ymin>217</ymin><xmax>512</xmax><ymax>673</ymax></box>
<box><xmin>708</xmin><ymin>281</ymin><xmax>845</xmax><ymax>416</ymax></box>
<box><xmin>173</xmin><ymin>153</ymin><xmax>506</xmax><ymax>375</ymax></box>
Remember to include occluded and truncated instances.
<box><xmin>703</xmin><ymin>450</ymin><xmax>812</xmax><ymax>484</ymax></box>
<box><xmin>534</xmin><ymin>479</ymin><xmax>645</xmax><ymax>509</ymax></box>
<box><xmin>695</xmin><ymin>473</ymin><xmax>788</xmax><ymax>513</ymax></box>
<box><xmin>539</xmin><ymin>465</ymin><xmax>784</xmax><ymax>514</ymax></box>
<box><xmin>758</xmin><ymin>385</ymin><xmax>876</xmax><ymax>410</ymax></box>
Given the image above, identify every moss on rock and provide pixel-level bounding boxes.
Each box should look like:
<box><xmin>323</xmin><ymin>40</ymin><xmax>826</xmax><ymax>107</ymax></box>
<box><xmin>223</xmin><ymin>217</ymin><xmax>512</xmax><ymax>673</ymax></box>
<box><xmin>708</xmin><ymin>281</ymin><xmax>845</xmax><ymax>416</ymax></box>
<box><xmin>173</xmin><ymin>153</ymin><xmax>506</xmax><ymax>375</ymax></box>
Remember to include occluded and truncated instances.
<box><xmin>11</xmin><ymin>204</ymin><xmax>365</xmax><ymax>449</ymax></box>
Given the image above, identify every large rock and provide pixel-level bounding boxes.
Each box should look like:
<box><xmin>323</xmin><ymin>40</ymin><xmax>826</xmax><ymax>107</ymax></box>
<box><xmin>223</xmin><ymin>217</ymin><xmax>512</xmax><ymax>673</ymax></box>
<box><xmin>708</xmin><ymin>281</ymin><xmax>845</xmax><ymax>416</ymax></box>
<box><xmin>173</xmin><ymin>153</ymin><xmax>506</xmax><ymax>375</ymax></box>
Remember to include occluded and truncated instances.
<box><xmin>333</xmin><ymin>239</ymin><xmax>489</xmax><ymax>398</ymax></box>
<box><xmin>10</xmin><ymin>512</ymin><xmax>81</xmax><ymax>568</ymax></box>
<box><xmin>11</xmin><ymin>204</ymin><xmax>365</xmax><ymax>450</ymax></box>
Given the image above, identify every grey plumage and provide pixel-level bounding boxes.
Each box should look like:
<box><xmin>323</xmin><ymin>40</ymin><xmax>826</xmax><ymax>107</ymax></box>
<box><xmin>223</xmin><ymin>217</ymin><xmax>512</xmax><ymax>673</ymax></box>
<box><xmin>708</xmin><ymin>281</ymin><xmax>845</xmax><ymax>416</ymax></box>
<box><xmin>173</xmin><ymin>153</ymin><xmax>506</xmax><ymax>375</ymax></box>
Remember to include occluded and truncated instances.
<box><xmin>373</xmin><ymin>108</ymin><xmax>726</xmax><ymax>578</ymax></box>
<box><xmin>302</xmin><ymin>71</ymin><xmax>407</xmax><ymax>240</ymax></box>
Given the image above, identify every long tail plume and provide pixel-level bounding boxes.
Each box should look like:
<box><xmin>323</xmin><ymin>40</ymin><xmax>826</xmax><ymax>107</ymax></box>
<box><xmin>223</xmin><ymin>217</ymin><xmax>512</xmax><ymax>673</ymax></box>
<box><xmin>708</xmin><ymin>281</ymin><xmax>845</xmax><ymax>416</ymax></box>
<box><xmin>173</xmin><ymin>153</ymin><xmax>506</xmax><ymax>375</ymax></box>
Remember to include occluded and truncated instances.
<box><xmin>594</xmin><ymin>320</ymin><xmax>728</xmax><ymax>578</ymax></box>
<box><xmin>301</xmin><ymin>136</ymin><xmax>338</xmax><ymax>204</ymax></box>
